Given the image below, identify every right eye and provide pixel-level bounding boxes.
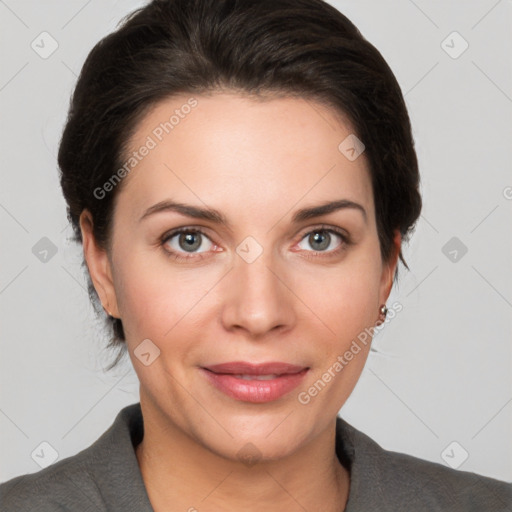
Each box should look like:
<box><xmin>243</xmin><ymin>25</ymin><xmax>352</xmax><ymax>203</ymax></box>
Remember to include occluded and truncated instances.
<box><xmin>161</xmin><ymin>228</ymin><xmax>217</xmax><ymax>261</ymax></box>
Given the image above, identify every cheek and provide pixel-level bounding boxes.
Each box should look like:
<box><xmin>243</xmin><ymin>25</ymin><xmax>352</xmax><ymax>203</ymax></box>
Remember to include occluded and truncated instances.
<box><xmin>297</xmin><ymin>262</ymin><xmax>382</xmax><ymax>405</ymax></box>
<box><xmin>297</xmin><ymin>257</ymin><xmax>382</xmax><ymax>338</ymax></box>
<box><xmin>112</xmin><ymin>253</ymin><xmax>216</xmax><ymax>342</ymax></box>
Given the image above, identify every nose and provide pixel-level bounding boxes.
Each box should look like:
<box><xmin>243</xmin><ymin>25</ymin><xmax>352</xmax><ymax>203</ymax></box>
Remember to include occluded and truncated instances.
<box><xmin>220</xmin><ymin>247</ymin><xmax>296</xmax><ymax>338</ymax></box>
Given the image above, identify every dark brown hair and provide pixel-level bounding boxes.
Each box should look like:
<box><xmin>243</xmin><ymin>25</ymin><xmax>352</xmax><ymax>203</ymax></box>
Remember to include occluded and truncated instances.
<box><xmin>58</xmin><ymin>0</ymin><xmax>422</xmax><ymax>370</ymax></box>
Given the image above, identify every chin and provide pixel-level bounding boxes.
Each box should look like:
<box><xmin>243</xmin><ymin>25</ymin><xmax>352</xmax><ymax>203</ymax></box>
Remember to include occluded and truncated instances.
<box><xmin>199</xmin><ymin>413</ymin><xmax>313</xmax><ymax>463</ymax></box>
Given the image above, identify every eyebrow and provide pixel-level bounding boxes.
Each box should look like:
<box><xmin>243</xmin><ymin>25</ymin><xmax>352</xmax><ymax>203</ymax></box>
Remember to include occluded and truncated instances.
<box><xmin>139</xmin><ymin>198</ymin><xmax>367</xmax><ymax>226</ymax></box>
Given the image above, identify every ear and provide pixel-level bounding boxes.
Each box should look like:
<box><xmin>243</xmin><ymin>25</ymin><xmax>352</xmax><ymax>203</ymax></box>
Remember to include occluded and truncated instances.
<box><xmin>379</xmin><ymin>230</ymin><xmax>401</xmax><ymax>304</ymax></box>
<box><xmin>79</xmin><ymin>209</ymin><xmax>120</xmax><ymax>318</ymax></box>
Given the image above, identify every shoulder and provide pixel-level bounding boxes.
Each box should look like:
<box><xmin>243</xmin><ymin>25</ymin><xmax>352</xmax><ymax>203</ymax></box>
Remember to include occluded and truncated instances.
<box><xmin>0</xmin><ymin>445</ymin><xmax>107</xmax><ymax>511</ymax></box>
<box><xmin>0</xmin><ymin>403</ymin><xmax>152</xmax><ymax>512</ymax></box>
<box><xmin>336</xmin><ymin>416</ymin><xmax>512</xmax><ymax>511</ymax></box>
<box><xmin>374</xmin><ymin>443</ymin><xmax>512</xmax><ymax>511</ymax></box>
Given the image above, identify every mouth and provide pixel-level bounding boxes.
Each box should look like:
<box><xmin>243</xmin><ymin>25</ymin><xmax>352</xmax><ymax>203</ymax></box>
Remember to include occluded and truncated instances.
<box><xmin>200</xmin><ymin>361</ymin><xmax>310</xmax><ymax>403</ymax></box>
<box><xmin>202</xmin><ymin>361</ymin><xmax>308</xmax><ymax>375</ymax></box>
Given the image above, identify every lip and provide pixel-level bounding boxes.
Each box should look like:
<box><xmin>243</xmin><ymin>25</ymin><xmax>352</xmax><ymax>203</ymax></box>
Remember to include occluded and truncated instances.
<box><xmin>200</xmin><ymin>361</ymin><xmax>309</xmax><ymax>403</ymax></box>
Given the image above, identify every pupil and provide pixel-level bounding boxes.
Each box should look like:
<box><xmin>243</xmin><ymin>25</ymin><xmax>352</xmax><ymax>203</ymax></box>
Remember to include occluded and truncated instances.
<box><xmin>180</xmin><ymin>232</ymin><xmax>201</xmax><ymax>251</ymax></box>
<box><xmin>311</xmin><ymin>230</ymin><xmax>329</xmax><ymax>251</ymax></box>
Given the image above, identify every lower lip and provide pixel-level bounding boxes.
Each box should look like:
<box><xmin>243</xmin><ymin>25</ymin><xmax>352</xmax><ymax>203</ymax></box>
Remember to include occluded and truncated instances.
<box><xmin>200</xmin><ymin>368</ymin><xmax>309</xmax><ymax>403</ymax></box>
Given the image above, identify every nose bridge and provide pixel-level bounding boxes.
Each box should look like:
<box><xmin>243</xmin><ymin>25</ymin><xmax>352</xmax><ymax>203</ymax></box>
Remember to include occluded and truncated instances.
<box><xmin>221</xmin><ymin>236</ymin><xmax>295</xmax><ymax>336</ymax></box>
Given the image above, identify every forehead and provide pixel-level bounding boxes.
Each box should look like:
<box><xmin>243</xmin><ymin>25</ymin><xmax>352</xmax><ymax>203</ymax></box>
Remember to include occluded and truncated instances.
<box><xmin>117</xmin><ymin>92</ymin><xmax>374</xmax><ymax>224</ymax></box>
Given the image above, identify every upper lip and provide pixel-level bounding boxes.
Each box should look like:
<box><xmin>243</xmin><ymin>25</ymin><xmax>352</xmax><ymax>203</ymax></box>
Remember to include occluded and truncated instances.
<box><xmin>202</xmin><ymin>361</ymin><xmax>308</xmax><ymax>375</ymax></box>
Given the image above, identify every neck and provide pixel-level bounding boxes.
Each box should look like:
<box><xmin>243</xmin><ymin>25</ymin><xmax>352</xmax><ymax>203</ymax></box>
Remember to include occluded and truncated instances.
<box><xmin>135</xmin><ymin>399</ymin><xmax>350</xmax><ymax>512</ymax></box>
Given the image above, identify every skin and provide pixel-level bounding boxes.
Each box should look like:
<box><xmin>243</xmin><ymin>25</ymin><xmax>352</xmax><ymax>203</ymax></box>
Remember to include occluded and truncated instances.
<box><xmin>80</xmin><ymin>91</ymin><xmax>401</xmax><ymax>511</ymax></box>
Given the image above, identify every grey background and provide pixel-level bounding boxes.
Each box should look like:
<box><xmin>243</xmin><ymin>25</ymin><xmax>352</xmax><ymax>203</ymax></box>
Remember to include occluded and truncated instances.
<box><xmin>1</xmin><ymin>0</ymin><xmax>511</xmax><ymax>483</ymax></box>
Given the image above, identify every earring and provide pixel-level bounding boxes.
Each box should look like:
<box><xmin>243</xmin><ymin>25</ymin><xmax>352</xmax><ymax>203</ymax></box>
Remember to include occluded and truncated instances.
<box><xmin>379</xmin><ymin>304</ymin><xmax>388</xmax><ymax>320</ymax></box>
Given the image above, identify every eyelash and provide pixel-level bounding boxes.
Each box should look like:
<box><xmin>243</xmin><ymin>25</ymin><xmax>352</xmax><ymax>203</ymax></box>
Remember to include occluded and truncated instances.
<box><xmin>159</xmin><ymin>224</ymin><xmax>352</xmax><ymax>263</ymax></box>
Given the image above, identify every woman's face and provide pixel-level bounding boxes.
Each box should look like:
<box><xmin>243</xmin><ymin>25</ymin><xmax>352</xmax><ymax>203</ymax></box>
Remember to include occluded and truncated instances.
<box><xmin>83</xmin><ymin>92</ymin><xmax>399</xmax><ymax>461</ymax></box>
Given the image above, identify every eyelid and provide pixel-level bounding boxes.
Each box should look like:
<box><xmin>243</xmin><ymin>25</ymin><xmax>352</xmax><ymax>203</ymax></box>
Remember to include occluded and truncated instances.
<box><xmin>295</xmin><ymin>223</ymin><xmax>350</xmax><ymax>242</ymax></box>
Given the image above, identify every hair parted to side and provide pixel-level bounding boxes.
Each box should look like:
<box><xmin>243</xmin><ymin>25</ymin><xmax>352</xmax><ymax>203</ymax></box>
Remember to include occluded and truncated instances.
<box><xmin>58</xmin><ymin>0</ymin><xmax>422</xmax><ymax>371</ymax></box>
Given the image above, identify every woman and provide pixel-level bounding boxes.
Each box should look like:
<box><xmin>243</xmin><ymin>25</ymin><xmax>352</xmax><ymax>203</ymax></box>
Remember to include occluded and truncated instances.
<box><xmin>1</xmin><ymin>0</ymin><xmax>510</xmax><ymax>510</ymax></box>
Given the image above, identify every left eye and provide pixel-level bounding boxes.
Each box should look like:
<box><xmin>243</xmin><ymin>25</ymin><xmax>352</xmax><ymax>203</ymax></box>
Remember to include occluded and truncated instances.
<box><xmin>297</xmin><ymin>229</ymin><xmax>345</xmax><ymax>253</ymax></box>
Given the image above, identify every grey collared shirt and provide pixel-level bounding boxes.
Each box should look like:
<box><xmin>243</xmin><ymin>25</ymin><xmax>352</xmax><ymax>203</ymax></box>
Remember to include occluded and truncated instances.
<box><xmin>1</xmin><ymin>403</ymin><xmax>511</xmax><ymax>511</ymax></box>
